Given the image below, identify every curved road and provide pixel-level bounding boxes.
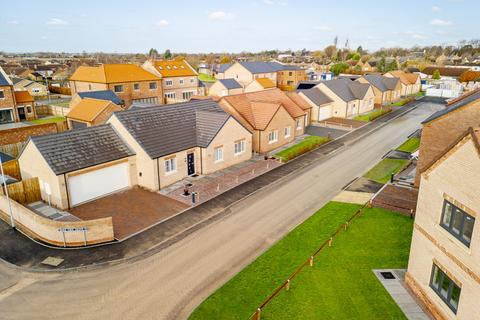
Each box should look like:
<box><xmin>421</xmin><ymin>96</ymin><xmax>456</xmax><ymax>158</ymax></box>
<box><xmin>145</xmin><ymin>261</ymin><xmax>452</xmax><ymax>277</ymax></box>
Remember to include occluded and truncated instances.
<box><xmin>0</xmin><ymin>103</ymin><xmax>441</xmax><ymax>320</ymax></box>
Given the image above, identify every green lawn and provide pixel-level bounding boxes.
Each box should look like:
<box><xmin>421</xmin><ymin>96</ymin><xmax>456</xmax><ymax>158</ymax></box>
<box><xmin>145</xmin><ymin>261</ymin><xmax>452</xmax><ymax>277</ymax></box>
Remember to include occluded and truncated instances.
<box><xmin>396</xmin><ymin>137</ymin><xmax>420</xmax><ymax>153</ymax></box>
<box><xmin>354</xmin><ymin>108</ymin><xmax>391</xmax><ymax>122</ymax></box>
<box><xmin>29</xmin><ymin>116</ymin><xmax>66</xmax><ymax>125</ymax></box>
<box><xmin>190</xmin><ymin>202</ymin><xmax>413</xmax><ymax>320</ymax></box>
<box><xmin>274</xmin><ymin>136</ymin><xmax>330</xmax><ymax>162</ymax></box>
<box><xmin>198</xmin><ymin>73</ymin><xmax>216</xmax><ymax>82</ymax></box>
<box><xmin>364</xmin><ymin>158</ymin><xmax>409</xmax><ymax>184</ymax></box>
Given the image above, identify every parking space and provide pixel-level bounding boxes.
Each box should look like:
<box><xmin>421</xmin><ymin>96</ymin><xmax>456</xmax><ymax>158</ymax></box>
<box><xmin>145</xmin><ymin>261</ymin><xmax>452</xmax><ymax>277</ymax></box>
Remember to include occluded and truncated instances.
<box><xmin>69</xmin><ymin>188</ymin><xmax>189</xmax><ymax>240</ymax></box>
<box><xmin>306</xmin><ymin>125</ymin><xmax>348</xmax><ymax>139</ymax></box>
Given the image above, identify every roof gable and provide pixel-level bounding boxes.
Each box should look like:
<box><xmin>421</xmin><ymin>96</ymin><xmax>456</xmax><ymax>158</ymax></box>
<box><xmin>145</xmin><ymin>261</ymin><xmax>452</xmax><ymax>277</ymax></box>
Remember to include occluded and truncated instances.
<box><xmin>67</xmin><ymin>98</ymin><xmax>114</xmax><ymax>122</ymax></box>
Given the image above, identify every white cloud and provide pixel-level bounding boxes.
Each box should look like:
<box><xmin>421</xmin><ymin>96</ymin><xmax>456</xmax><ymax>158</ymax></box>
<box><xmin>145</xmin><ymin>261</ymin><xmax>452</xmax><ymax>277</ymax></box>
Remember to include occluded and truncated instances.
<box><xmin>46</xmin><ymin>18</ymin><xmax>68</xmax><ymax>25</ymax></box>
<box><xmin>8</xmin><ymin>20</ymin><xmax>19</xmax><ymax>25</ymax></box>
<box><xmin>208</xmin><ymin>11</ymin><xmax>233</xmax><ymax>20</ymax></box>
<box><xmin>432</xmin><ymin>5</ymin><xmax>441</xmax><ymax>12</ymax></box>
<box><xmin>430</xmin><ymin>19</ymin><xmax>452</xmax><ymax>26</ymax></box>
<box><xmin>156</xmin><ymin>19</ymin><xmax>169</xmax><ymax>27</ymax></box>
<box><xmin>412</xmin><ymin>33</ymin><xmax>427</xmax><ymax>39</ymax></box>
<box><xmin>263</xmin><ymin>0</ymin><xmax>274</xmax><ymax>4</ymax></box>
<box><xmin>313</xmin><ymin>25</ymin><xmax>332</xmax><ymax>31</ymax></box>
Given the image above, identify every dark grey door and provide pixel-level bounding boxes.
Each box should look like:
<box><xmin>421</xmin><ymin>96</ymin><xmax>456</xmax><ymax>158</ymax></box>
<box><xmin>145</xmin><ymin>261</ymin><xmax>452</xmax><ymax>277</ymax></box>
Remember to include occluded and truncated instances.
<box><xmin>17</xmin><ymin>107</ymin><xmax>26</xmax><ymax>120</ymax></box>
<box><xmin>187</xmin><ymin>153</ymin><xmax>195</xmax><ymax>175</ymax></box>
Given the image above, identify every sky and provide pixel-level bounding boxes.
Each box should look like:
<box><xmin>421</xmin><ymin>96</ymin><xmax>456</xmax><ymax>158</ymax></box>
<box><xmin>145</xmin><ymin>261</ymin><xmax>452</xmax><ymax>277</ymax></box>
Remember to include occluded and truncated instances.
<box><xmin>0</xmin><ymin>0</ymin><xmax>477</xmax><ymax>54</ymax></box>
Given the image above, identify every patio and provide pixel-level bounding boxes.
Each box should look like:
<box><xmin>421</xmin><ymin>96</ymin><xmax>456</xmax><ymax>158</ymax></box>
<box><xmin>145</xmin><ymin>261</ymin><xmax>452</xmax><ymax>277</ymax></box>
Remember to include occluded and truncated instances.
<box><xmin>161</xmin><ymin>156</ymin><xmax>281</xmax><ymax>206</ymax></box>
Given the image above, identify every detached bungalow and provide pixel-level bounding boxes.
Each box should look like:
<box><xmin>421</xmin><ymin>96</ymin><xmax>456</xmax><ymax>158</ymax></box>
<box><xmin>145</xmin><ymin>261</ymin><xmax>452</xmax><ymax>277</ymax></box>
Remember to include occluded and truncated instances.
<box><xmin>384</xmin><ymin>70</ymin><xmax>421</xmax><ymax>96</ymax></box>
<box><xmin>315</xmin><ymin>79</ymin><xmax>375</xmax><ymax>118</ymax></box>
<box><xmin>67</xmin><ymin>98</ymin><xmax>123</xmax><ymax>129</ymax></box>
<box><xmin>208</xmin><ymin>79</ymin><xmax>243</xmax><ymax>97</ymax></box>
<box><xmin>218</xmin><ymin>88</ymin><xmax>306</xmax><ymax>153</ymax></box>
<box><xmin>357</xmin><ymin>74</ymin><xmax>401</xmax><ymax>105</ymax></box>
<box><xmin>108</xmin><ymin>99</ymin><xmax>252</xmax><ymax>190</ymax></box>
<box><xmin>297</xmin><ymin>87</ymin><xmax>335</xmax><ymax>122</ymax></box>
<box><xmin>19</xmin><ymin>125</ymin><xmax>136</xmax><ymax>209</ymax></box>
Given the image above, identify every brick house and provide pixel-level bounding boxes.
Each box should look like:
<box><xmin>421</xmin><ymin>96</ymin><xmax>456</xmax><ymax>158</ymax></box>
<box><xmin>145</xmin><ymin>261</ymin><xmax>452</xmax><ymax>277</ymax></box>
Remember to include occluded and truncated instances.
<box><xmin>384</xmin><ymin>70</ymin><xmax>421</xmax><ymax>96</ymax></box>
<box><xmin>415</xmin><ymin>89</ymin><xmax>480</xmax><ymax>186</ymax></box>
<box><xmin>208</xmin><ymin>79</ymin><xmax>244</xmax><ymax>97</ymax></box>
<box><xmin>142</xmin><ymin>58</ymin><xmax>199</xmax><ymax>103</ymax></box>
<box><xmin>69</xmin><ymin>64</ymin><xmax>163</xmax><ymax>108</ymax></box>
<box><xmin>406</xmin><ymin>127</ymin><xmax>480</xmax><ymax>320</ymax></box>
<box><xmin>356</xmin><ymin>74</ymin><xmax>402</xmax><ymax>105</ymax></box>
<box><xmin>0</xmin><ymin>66</ymin><xmax>19</xmax><ymax>124</ymax></box>
<box><xmin>14</xmin><ymin>91</ymin><xmax>36</xmax><ymax>121</ymax></box>
<box><xmin>218</xmin><ymin>88</ymin><xmax>307</xmax><ymax>153</ymax></box>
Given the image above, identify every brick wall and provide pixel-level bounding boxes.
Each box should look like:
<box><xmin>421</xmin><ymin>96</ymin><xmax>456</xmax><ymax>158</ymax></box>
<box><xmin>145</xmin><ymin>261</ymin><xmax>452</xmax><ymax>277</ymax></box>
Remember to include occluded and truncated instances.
<box><xmin>0</xmin><ymin>85</ymin><xmax>18</xmax><ymax>122</ymax></box>
<box><xmin>415</xmin><ymin>100</ymin><xmax>480</xmax><ymax>186</ymax></box>
<box><xmin>0</xmin><ymin>123</ymin><xmax>58</xmax><ymax>146</ymax></box>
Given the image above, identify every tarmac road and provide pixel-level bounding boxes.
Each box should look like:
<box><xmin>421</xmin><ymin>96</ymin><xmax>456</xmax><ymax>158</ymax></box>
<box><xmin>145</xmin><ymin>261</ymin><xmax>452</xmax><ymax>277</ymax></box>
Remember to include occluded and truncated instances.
<box><xmin>0</xmin><ymin>102</ymin><xmax>442</xmax><ymax>320</ymax></box>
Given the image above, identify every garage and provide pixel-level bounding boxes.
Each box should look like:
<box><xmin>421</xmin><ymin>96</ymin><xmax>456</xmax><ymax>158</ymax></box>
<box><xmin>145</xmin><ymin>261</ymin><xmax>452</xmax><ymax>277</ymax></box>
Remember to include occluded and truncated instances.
<box><xmin>68</xmin><ymin>161</ymin><xmax>130</xmax><ymax>207</ymax></box>
<box><xmin>318</xmin><ymin>105</ymin><xmax>332</xmax><ymax>121</ymax></box>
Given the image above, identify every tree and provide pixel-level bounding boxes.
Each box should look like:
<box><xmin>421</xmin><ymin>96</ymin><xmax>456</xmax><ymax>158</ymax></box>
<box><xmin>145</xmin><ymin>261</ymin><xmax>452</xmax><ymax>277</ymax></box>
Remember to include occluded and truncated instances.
<box><xmin>324</xmin><ymin>45</ymin><xmax>337</xmax><ymax>59</ymax></box>
<box><xmin>330</xmin><ymin>62</ymin><xmax>349</xmax><ymax>76</ymax></box>
<box><xmin>219</xmin><ymin>56</ymin><xmax>232</xmax><ymax>64</ymax></box>
<box><xmin>377</xmin><ymin>57</ymin><xmax>387</xmax><ymax>72</ymax></box>
<box><xmin>386</xmin><ymin>59</ymin><xmax>398</xmax><ymax>71</ymax></box>
<box><xmin>432</xmin><ymin>69</ymin><xmax>441</xmax><ymax>80</ymax></box>
<box><xmin>164</xmin><ymin>49</ymin><xmax>172</xmax><ymax>59</ymax></box>
<box><xmin>346</xmin><ymin>52</ymin><xmax>361</xmax><ymax>61</ymax></box>
<box><xmin>148</xmin><ymin>48</ymin><xmax>159</xmax><ymax>59</ymax></box>
<box><xmin>356</xmin><ymin>46</ymin><xmax>364</xmax><ymax>54</ymax></box>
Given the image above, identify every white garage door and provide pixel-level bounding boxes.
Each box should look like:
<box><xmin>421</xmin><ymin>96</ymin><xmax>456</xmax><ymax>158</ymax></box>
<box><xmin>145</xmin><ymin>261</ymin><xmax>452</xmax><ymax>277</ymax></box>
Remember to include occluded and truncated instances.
<box><xmin>318</xmin><ymin>105</ymin><xmax>332</xmax><ymax>121</ymax></box>
<box><xmin>68</xmin><ymin>162</ymin><xmax>130</xmax><ymax>207</ymax></box>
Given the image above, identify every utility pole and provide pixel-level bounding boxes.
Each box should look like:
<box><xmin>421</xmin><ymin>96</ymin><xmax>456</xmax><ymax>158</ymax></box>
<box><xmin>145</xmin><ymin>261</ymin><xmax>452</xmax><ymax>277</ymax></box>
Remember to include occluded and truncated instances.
<box><xmin>0</xmin><ymin>157</ymin><xmax>15</xmax><ymax>228</ymax></box>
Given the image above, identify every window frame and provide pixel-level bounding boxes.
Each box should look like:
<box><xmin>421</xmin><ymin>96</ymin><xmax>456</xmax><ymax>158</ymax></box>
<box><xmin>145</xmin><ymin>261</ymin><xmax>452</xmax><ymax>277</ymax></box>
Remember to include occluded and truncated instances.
<box><xmin>214</xmin><ymin>146</ymin><xmax>224</xmax><ymax>163</ymax></box>
<box><xmin>429</xmin><ymin>263</ymin><xmax>461</xmax><ymax>314</ymax></box>
<box><xmin>284</xmin><ymin>126</ymin><xmax>291</xmax><ymax>138</ymax></box>
<box><xmin>0</xmin><ymin>90</ymin><xmax>4</xmax><ymax>99</ymax></box>
<box><xmin>179</xmin><ymin>78</ymin><xmax>184</xmax><ymax>85</ymax></box>
<box><xmin>234</xmin><ymin>140</ymin><xmax>246</xmax><ymax>156</ymax></box>
<box><xmin>268</xmin><ymin>130</ymin><xmax>278</xmax><ymax>144</ymax></box>
<box><xmin>149</xmin><ymin>82</ymin><xmax>157</xmax><ymax>90</ymax></box>
<box><xmin>296</xmin><ymin>118</ymin><xmax>302</xmax><ymax>130</ymax></box>
<box><xmin>165</xmin><ymin>80</ymin><xmax>173</xmax><ymax>86</ymax></box>
<box><xmin>113</xmin><ymin>84</ymin><xmax>124</xmax><ymax>93</ymax></box>
<box><xmin>133</xmin><ymin>83</ymin><xmax>140</xmax><ymax>91</ymax></box>
<box><xmin>164</xmin><ymin>157</ymin><xmax>177</xmax><ymax>174</ymax></box>
<box><xmin>164</xmin><ymin>92</ymin><xmax>176</xmax><ymax>100</ymax></box>
<box><xmin>440</xmin><ymin>200</ymin><xmax>475</xmax><ymax>247</ymax></box>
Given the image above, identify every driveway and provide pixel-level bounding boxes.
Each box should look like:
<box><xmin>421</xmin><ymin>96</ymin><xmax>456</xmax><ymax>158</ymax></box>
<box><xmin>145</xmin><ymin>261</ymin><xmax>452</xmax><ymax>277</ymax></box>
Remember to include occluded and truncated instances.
<box><xmin>69</xmin><ymin>188</ymin><xmax>189</xmax><ymax>240</ymax></box>
<box><xmin>306</xmin><ymin>125</ymin><xmax>348</xmax><ymax>139</ymax></box>
<box><xmin>0</xmin><ymin>102</ymin><xmax>445</xmax><ymax>320</ymax></box>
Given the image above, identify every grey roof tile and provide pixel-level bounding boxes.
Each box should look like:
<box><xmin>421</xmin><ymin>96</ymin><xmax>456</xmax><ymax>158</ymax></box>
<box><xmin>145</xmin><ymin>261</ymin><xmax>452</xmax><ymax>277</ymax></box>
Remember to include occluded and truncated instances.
<box><xmin>114</xmin><ymin>99</ymin><xmax>232</xmax><ymax>159</ymax></box>
<box><xmin>299</xmin><ymin>87</ymin><xmax>333</xmax><ymax>105</ymax></box>
<box><xmin>218</xmin><ymin>78</ymin><xmax>242</xmax><ymax>89</ymax></box>
<box><xmin>78</xmin><ymin>90</ymin><xmax>123</xmax><ymax>105</ymax></box>
<box><xmin>422</xmin><ymin>90</ymin><xmax>480</xmax><ymax>124</ymax></box>
<box><xmin>322</xmin><ymin>78</ymin><xmax>370</xmax><ymax>102</ymax></box>
<box><xmin>31</xmin><ymin>125</ymin><xmax>134</xmax><ymax>175</ymax></box>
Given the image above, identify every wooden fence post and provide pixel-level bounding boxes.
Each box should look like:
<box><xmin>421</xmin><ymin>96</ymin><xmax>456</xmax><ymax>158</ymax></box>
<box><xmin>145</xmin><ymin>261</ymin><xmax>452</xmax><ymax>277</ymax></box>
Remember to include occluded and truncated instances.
<box><xmin>328</xmin><ymin>237</ymin><xmax>333</xmax><ymax>247</ymax></box>
<box><xmin>309</xmin><ymin>256</ymin><xmax>314</xmax><ymax>267</ymax></box>
<box><xmin>286</xmin><ymin>279</ymin><xmax>290</xmax><ymax>291</ymax></box>
<box><xmin>254</xmin><ymin>308</ymin><xmax>262</xmax><ymax>320</ymax></box>
<box><xmin>344</xmin><ymin>222</ymin><xmax>349</xmax><ymax>231</ymax></box>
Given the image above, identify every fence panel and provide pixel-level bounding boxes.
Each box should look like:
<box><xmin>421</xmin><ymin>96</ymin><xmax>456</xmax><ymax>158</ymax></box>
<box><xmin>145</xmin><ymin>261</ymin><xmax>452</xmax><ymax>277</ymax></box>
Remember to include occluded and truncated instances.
<box><xmin>2</xmin><ymin>160</ymin><xmax>21</xmax><ymax>180</ymax></box>
<box><xmin>0</xmin><ymin>142</ymin><xmax>25</xmax><ymax>158</ymax></box>
<box><xmin>0</xmin><ymin>177</ymin><xmax>41</xmax><ymax>205</ymax></box>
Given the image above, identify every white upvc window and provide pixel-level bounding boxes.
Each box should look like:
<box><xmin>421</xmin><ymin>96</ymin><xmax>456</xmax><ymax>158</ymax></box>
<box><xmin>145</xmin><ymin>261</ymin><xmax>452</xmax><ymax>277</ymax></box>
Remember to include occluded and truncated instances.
<box><xmin>0</xmin><ymin>90</ymin><xmax>4</xmax><ymax>99</ymax></box>
<box><xmin>114</xmin><ymin>85</ymin><xmax>124</xmax><ymax>93</ymax></box>
<box><xmin>234</xmin><ymin>140</ymin><xmax>246</xmax><ymax>155</ymax></box>
<box><xmin>268</xmin><ymin>130</ymin><xmax>278</xmax><ymax>144</ymax></box>
<box><xmin>296</xmin><ymin>118</ymin><xmax>302</xmax><ymax>130</ymax></box>
<box><xmin>190</xmin><ymin>78</ymin><xmax>195</xmax><ymax>83</ymax></box>
<box><xmin>133</xmin><ymin>83</ymin><xmax>140</xmax><ymax>91</ymax></box>
<box><xmin>179</xmin><ymin>78</ymin><xmax>184</xmax><ymax>85</ymax></box>
<box><xmin>284</xmin><ymin>126</ymin><xmax>291</xmax><ymax>138</ymax></box>
<box><xmin>214</xmin><ymin>146</ymin><xmax>224</xmax><ymax>163</ymax></box>
<box><xmin>164</xmin><ymin>157</ymin><xmax>177</xmax><ymax>174</ymax></box>
<box><xmin>165</xmin><ymin>92</ymin><xmax>176</xmax><ymax>99</ymax></box>
<box><xmin>165</xmin><ymin>80</ymin><xmax>173</xmax><ymax>86</ymax></box>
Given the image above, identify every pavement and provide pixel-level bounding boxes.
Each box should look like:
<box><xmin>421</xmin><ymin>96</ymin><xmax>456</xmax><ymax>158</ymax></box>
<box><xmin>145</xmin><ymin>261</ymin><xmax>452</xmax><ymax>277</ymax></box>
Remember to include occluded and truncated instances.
<box><xmin>306</xmin><ymin>125</ymin><xmax>348</xmax><ymax>139</ymax></box>
<box><xmin>0</xmin><ymin>101</ymin><xmax>444</xmax><ymax>320</ymax></box>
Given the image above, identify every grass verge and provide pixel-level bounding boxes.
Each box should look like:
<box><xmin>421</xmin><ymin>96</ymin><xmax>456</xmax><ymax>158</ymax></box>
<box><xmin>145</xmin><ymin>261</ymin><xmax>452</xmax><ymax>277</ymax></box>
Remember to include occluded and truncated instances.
<box><xmin>29</xmin><ymin>116</ymin><xmax>66</xmax><ymax>125</ymax></box>
<box><xmin>396</xmin><ymin>137</ymin><xmax>420</xmax><ymax>153</ymax></box>
<box><xmin>354</xmin><ymin>108</ymin><xmax>392</xmax><ymax>122</ymax></box>
<box><xmin>363</xmin><ymin>158</ymin><xmax>409</xmax><ymax>184</ymax></box>
<box><xmin>274</xmin><ymin>136</ymin><xmax>330</xmax><ymax>162</ymax></box>
<box><xmin>198</xmin><ymin>73</ymin><xmax>216</xmax><ymax>82</ymax></box>
<box><xmin>190</xmin><ymin>202</ymin><xmax>413</xmax><ymax>320</ymax></box>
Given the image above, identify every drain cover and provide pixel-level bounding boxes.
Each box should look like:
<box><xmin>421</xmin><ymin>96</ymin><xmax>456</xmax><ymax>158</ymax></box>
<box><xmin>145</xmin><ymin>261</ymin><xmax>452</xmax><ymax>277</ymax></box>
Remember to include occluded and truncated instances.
<box><xmin>380</xmin><ymin>271</ymin><xmax>396</xmax><ymax>279</ymax></box>
<box><xmin>41</xmin><ymin>257</ymin><xmax>64</xmax><ymax>267</ymax></box>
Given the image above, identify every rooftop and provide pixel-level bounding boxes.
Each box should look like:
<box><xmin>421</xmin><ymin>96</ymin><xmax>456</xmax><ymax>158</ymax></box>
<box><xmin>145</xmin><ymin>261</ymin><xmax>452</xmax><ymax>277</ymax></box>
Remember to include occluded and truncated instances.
<box><xmin>151</xmin><ymin>59</ymin><xmax>198</xmax><ymax>77</ymax></box>
<box><xmin>67</xmin><ymin>98</ymin><xmax>115</xmax><ymax>122</ymax></box>
<box><xmin>218</xmin><ymin>78</ymin><xmax>242</xmax><ymax>90</ymax></box>
<box><xmin>77</xmin><ymin>90</ymin><xmax>123</xmax><ymax>105</ymax></box>
<box><xmin>69</xmin><ymin>64</ymin><xmax>160</xmax><ymax>83</ymax></box>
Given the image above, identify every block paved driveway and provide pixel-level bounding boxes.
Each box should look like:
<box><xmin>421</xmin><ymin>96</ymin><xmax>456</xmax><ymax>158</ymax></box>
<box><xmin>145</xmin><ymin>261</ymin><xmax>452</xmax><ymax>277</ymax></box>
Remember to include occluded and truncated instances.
<box><xmin>69</xmin><ymin>188</ymin><xmax>189</xmax><ymax>240</ymax></box>
<box><xmin>306</xmin><ymin>125</ymin><xmax>349</xmax><ymax>139</ymax></box>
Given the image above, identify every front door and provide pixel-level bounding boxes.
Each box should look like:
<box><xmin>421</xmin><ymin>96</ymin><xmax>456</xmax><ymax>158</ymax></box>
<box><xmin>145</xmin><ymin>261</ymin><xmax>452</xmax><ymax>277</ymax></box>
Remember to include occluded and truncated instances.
<box><xmin>17</xmin><ymin>107</ymin><xmax>26</xmax><ymax>120</ymax></box>
<box><xmin>187</xmin><ymin>153</ymin><xmax>195</xmax><ymax>175</ymax></box>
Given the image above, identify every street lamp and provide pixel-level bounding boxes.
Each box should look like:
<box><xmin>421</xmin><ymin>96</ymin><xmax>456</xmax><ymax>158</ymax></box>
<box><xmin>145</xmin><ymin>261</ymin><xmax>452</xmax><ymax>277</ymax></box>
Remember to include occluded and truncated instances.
<box><xmin>0</xmin><ymin>156</ymin><xmax>15</xmax><ymax>228</ymax></box>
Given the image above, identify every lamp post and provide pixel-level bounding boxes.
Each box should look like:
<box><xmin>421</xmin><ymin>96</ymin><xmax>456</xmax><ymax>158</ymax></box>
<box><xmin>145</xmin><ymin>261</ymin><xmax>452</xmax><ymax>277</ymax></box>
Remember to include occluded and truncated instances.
<box><xmin>0</xmin><ymin>157</ymin><xmax>15</xmax><ymax>228</ymax></box>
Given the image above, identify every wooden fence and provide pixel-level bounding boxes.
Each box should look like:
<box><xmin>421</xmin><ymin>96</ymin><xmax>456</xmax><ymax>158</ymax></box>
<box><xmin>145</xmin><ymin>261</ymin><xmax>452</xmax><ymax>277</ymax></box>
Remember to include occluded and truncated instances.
<box><xmin>2</xmin><ymin>160</ymin><xmax>21</xmax><ymax>180</ymax></box>
<box><xmin>0</xmin><ymin>142</ymin><xmax>24</xmax><ymax>158</ymax></box>
<box><xmin>36</xmin><ymin>104</ymin><xmax>70</xmax><ymax>116</ymax></box>
<box><xmin>0</xmin><ymin>177</ymin><xmax>41</xmax><ymax>205</ymax></box>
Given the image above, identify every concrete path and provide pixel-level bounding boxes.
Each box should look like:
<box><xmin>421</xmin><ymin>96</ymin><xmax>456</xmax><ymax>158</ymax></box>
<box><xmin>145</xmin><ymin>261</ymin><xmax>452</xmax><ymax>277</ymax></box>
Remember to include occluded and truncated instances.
<box><xmin>0</xmin><ymin>102</ymin><xmax>443</xmax><ymax>320</ymax></box>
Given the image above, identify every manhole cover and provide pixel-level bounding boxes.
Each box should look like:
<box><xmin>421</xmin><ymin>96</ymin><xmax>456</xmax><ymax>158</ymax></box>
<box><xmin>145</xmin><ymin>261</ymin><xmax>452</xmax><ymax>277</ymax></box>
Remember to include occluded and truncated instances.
<box><xmin>41</xmin><ymin>256</ymin><xmax>64</xmax><ymax>267</ymax></box>
<box><xmin>380</xmin><ymin>271</ymin><xmax>396</xmax><ymax>279</ymax></box>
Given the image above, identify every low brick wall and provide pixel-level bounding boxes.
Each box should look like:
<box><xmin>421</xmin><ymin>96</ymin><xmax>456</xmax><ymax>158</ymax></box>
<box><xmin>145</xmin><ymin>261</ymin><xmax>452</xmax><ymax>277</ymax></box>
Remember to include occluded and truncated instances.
<box><xmin>0</xmin><ymin>123</ymin><xmax>58</xmax><ymax>146</ymax></box>
<box><xmin>0</xmin><ymin>195</ymin><xmax>114</xmax><ymax>247</ymax></box>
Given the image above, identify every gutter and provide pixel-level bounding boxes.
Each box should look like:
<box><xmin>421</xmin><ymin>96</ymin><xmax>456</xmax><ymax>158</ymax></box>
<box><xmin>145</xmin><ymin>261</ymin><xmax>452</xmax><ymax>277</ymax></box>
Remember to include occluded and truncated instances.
<box><xmin>63</xmin><ymin>174</ymin><xmax>71</xmax><ymax>209</ymax></box>
<box><xmin>156</xmin><ymin>158</ymin><xmax>161</xmax><ymax>190</ymax></box>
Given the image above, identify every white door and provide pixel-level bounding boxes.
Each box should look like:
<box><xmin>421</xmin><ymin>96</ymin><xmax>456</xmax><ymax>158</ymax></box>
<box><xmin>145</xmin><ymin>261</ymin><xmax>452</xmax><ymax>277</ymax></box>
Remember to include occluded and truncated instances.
<box><xmin>318</xmin><ymin>105</ymin><xmax>332</xmax><ymax>121</ymax></box>
<box><xmin>68</xmin><ymin>162</ymin><xmax>130</xmax><ymax>206</ymax></box>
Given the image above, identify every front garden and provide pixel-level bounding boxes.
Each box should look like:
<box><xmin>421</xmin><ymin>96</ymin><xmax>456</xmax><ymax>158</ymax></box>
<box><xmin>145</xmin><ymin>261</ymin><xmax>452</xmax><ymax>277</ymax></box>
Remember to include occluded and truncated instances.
<box><xmin>274</xmin><ymin>136</ymin><xmax>330</xmax><ymax>162</ymax></box>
